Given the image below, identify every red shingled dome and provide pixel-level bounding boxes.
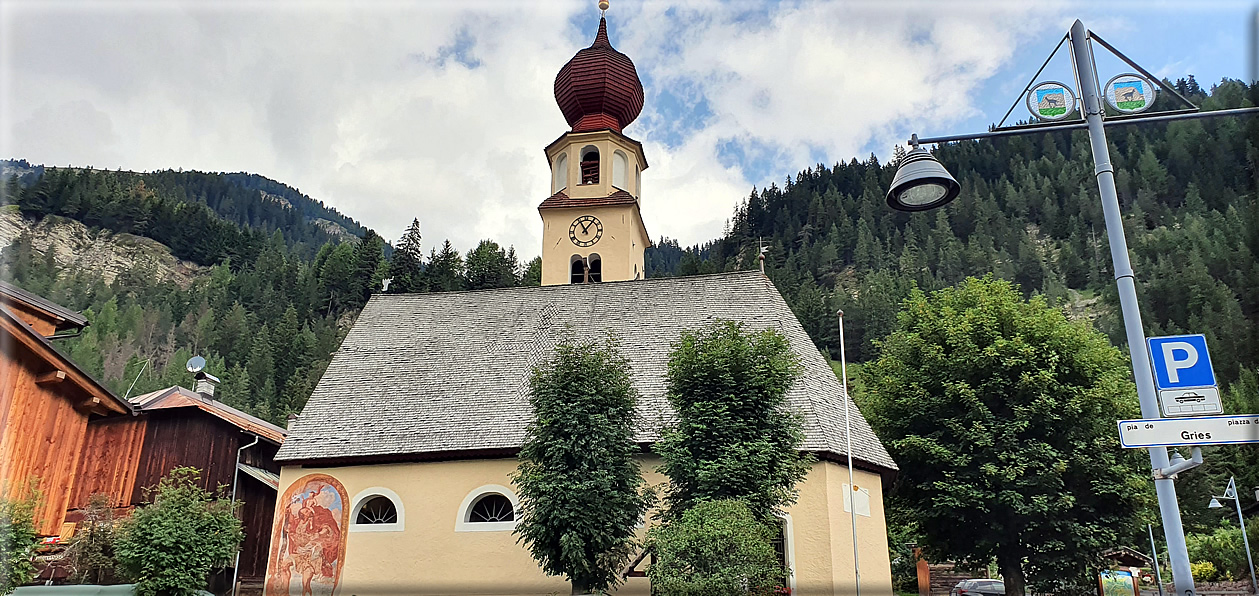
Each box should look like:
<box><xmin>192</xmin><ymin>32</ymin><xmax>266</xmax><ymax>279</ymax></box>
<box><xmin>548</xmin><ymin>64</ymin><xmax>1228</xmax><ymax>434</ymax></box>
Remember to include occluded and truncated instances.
<box><xmin>554</xmin><ymin>17</ymin><xmax>644</xmax><ymax>133</ymax></box>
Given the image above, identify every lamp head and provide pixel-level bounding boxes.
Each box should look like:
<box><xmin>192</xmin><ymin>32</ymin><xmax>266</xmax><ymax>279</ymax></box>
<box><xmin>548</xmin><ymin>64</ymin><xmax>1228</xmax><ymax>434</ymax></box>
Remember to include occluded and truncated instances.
<box><xmin>1208</xmin><ymin>498</ymin><xmax>1223</xmax><ymax>509</ymax></box>
<box><xmin>887</xmin><ymin>146</ymin><xmax>961</xmax><ymax>212</ymax></box>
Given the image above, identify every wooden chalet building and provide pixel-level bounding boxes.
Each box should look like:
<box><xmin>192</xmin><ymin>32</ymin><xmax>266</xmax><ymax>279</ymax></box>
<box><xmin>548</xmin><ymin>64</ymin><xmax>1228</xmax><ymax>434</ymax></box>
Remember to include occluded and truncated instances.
<box><xmin>0</xmin><ymin>280</ymin><xmax>132</xmax><ymax>536</ymax></box>
<box><xmin>69</xmin><ymin>385</ymin><xmax>287</xmax><ymax>589</ymax></box>
<box><xmin>1</xmin><ymin>280</ymin><xmax>286</xmax><ymax>591</ymax></box>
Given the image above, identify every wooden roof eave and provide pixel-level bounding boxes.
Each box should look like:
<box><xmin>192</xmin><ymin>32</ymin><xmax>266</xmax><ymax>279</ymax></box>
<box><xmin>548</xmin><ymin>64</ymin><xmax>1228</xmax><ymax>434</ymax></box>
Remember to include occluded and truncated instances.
<box><xmin>0</xmin><ymin>280</ymin><xmax>89</xmax><ymax>330</ymax></box>
<box><xmin>0</xmin><ymin>307</ymin><xmax>131</xmax><ymax>416</ymax></box>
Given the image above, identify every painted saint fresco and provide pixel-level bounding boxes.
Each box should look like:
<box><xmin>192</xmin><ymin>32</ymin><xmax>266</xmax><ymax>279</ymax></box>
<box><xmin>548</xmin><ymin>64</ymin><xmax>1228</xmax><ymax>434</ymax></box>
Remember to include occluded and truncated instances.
<box><xmin>265</xmin><ymin>474</ymin><xmax>350</xmax><ymax>596</ymax></box>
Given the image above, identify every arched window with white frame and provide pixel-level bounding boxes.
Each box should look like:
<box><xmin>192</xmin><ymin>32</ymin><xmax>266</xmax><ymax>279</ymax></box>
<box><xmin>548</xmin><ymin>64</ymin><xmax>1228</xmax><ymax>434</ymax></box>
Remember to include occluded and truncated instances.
<box><xmin>455</xmin><ymin>485</ymin><xmax>520</xmax><ymax>532</ymax></box>
<box><xmin>349</xmin><ymin>487</ymin><xmax>405</xmax><ymax>532</ymax></box>
<box><xmin>553</xmin><ymin>152</ymin><xmax>568</xmax><ymax>193</ymax></box>
<box><xmin>612</xmin><ymin>151</ymin><xmax>628</xmax><ymax>190</ymax></box>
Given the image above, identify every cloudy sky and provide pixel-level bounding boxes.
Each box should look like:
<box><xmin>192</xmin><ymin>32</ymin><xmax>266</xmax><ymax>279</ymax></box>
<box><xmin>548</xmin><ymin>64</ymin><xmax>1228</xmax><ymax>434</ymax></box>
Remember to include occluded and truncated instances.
<box><xmin>2</xmin><ymin>0</ymin><xmax>1253</xmax><ymax>259</ymax></box>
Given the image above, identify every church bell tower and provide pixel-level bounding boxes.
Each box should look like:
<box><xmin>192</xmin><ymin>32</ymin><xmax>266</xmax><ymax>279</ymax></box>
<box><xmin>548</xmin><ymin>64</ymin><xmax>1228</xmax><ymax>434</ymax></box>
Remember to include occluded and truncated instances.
<box><xmin>539</xmin><ymin>11</ymin><xmax>650</xmax><ymax>286</ymax></box>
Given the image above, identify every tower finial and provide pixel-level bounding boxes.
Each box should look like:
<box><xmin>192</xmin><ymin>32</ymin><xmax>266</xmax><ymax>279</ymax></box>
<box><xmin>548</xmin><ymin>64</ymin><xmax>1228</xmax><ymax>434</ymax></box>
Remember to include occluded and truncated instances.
<box><xmin>599</xmin><ymin>0</ymin><xmax>609</xmax><ymax>15</ymax></box>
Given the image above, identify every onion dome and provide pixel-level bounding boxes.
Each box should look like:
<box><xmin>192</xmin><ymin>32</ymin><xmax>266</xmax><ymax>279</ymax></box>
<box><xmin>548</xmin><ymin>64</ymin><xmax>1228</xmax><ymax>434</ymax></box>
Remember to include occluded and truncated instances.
<box><xmin>554</xmin><ymin>17</ymin><xmax>644</xmax><ymax>133</ymax></box>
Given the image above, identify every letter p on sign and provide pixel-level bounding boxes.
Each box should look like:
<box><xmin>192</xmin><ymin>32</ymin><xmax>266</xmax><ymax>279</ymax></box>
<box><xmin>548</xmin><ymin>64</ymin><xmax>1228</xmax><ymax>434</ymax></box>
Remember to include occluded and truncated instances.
<box><xmin>1160</xmin><ymin>342</ymin><xmax>1198</xmax><ymax>383</ymax></box>
<box><xmin>1148</xmin><ymin>334</ymin><xmax>1216</xmax><ymax>391</ymax></box>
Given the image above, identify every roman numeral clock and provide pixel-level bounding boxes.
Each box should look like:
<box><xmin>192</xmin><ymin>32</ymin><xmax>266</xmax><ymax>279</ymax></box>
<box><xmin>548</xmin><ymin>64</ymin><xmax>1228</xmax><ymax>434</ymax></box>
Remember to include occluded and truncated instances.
<box><xmin>569</xmin><ymin>215</ymin><xmax>603</xmax><ymax>247</ymax></box>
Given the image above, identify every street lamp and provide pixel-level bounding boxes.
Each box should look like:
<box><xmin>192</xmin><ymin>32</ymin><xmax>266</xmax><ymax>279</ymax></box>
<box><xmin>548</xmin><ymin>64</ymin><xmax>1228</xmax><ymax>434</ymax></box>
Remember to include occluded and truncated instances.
<box><xmin>886</xmin><ymin>144</ymin><xmax>960</xmax><ymax>212</ymax></box>
<box><xmin>884</xmin><ymin>18</ymin><xmax>1259</xmax><ymax>596</ymax></box>
<box><xmin>1209</xmin><ymin>477</ymin><xmax>1257</xmax><ymax>596</ymax></box>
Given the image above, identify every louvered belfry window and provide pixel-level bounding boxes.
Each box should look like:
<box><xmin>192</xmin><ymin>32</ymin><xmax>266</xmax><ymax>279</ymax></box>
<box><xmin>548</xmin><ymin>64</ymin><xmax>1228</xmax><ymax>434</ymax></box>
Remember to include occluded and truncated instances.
<box><xmin>580</xmin><ymin>150</ymin><xmax>600</xmax><ymax>184</ymax></box>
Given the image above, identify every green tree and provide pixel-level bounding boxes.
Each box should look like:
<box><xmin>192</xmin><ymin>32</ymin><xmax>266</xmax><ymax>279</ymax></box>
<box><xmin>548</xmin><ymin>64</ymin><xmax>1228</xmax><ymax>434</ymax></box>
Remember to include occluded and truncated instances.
<box><xmin>424</xmin><ymin>240</ymin><xmax>465</xmax><ymax>292</ymax></box>
<box><xmin>349</xmin><ymin>229</ymin><xmax>386</xmax><ymax>307</ymax></box>
<box><xmin>388</xmin><ymin>218</ymin><xmax>424</xmax><ymax>293</ymax></box>
<box><xmin>646</xmin><ymin>499</ymin><xmax>787</xmax><ymax>596</ymax></box>
<box><xmin>522</xmin><ymin>256</ymin><xmax>542</xmax><ymax>286</ymax></box>
<box><xmin>862</xmin><ymin>277</ymin><xmax>1150</xmax><ymax>596</ymax></box>
<box><xmin>655</xmin><ymin>320</ymin><xmax>812</xmax><ymax>521</ymax></box>
<box><xmin>115</xmin><ymin>467</ymin><xmax>243</xmax><ymax>596</ymax></box>
<box><xmin>512</xmin><ymin>335</ymin><xmax>652</xmax><ymax>595</ymax></box>
<box><xmin>464</xmin><ymin>239</ymin><xmax>518</xmax><ymax>290</ymax></box>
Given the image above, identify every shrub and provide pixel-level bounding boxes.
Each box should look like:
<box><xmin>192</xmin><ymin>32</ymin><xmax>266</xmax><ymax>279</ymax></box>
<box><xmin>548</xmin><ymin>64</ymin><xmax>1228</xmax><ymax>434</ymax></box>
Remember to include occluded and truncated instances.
<box><xmin>1186</xmin><ymin>523</ymin><xmax>1250</xmax><ymax>581</ymax></box>
<box><xmin>115</xmin><ymin>468</ymin><xmax>243</xmax><ymax>596</ymax></box>
<box><xmin>647</xmin><ymin>499</ymin><xmax>787</xmax><ymax>596</ymax></box>
<box><xmin>1190</xmin><ymin>561</ymin><xmax>1220</xmax><ymax>583</ymax></box>
<box><xmin>66</xmin><ymin>494</ymin><xmax>119</xmax><ymax>585</ymax></box>
<box><xmin>0</xmin><ymin>486</ymin><xmax>41</xmax><ymax>595</ymax></box>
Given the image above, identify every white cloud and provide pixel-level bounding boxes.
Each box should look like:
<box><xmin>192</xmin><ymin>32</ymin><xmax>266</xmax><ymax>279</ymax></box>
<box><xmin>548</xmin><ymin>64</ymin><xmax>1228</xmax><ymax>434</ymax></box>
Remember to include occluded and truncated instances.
<box><xmin>1</xmin><ymin>0</ymin><xmax>1080</xmax><ymax>260</ymax></box>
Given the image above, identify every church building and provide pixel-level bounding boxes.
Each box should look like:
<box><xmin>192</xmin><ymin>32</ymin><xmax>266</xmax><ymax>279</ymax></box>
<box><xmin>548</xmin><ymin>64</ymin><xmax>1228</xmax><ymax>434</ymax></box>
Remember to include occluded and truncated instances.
<box><xmin>265</xmin><ymin>11</ymin><xmax>897</xmax><ymax>596</ymax></box>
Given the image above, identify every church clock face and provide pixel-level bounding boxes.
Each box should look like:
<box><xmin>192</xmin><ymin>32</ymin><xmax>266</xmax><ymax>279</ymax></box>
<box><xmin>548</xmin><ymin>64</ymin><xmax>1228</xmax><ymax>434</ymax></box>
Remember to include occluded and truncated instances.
<box><xmin>569</xmin><ymin>215</ymin><xmax>603</xmax><ymax>247</ymax></box>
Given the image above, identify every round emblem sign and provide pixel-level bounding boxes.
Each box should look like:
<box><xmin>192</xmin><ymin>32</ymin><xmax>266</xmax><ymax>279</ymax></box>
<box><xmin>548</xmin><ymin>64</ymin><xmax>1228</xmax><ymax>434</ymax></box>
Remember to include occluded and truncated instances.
<box><xmin>1027</xmin><ymin>81</ymin><xmax>1077</xmax><ymax>121</ymax></box>
<box><xmin>1104</xmin><ymin>73</ymin><xmax>1157</xmax><ymax>114</ymax></box>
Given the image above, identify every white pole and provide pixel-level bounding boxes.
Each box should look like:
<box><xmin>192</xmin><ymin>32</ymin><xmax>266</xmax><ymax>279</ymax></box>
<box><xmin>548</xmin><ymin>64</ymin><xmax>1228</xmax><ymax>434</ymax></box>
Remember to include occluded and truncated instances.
<box><xmin>1227</xmin><ymin>477</ymin><xmax>1258</xmax><ymax>596</ymax></box>
<box><xmin>838</xmin><ymin>310</ymin><xmax>860</xmax><ymax>596</ymax></box>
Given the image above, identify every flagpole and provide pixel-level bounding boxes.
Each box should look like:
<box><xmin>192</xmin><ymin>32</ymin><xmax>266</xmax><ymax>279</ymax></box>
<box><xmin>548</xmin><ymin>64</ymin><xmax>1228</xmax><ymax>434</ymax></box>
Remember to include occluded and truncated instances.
<box><xmin>838</xmin><ymin>309</ymin><xmax>860</xmax><ymax>596</ymax></box>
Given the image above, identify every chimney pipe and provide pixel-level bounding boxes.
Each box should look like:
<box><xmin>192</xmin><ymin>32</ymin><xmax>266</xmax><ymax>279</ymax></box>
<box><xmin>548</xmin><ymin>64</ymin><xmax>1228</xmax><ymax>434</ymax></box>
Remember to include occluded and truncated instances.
<box><xmin>194</xmin><ymin>371</ymin><xmax>220</xmax><ymax>398</ymax></box>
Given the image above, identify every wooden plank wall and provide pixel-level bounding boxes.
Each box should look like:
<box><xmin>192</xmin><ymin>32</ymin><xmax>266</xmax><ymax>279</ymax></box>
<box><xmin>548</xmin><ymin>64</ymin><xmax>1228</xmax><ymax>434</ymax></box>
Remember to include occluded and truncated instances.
<box><xmin>70</xmin><ymin>416</ymin><xmax>147</xmax><ymax>508</ymax></box>
<box><xmin>237</xmin><ymin>471</ymin><xmax>278</xmax><ymax>581</ymax></box>
<box><xmin>0</xmin><ymin>344</ymin><xmax>91</xmax><ymax>535</ymax></box>
<box><xmin>131</xmin><ymin>411</ymin><xmax>241</xmax><ymax>503</ymax></box>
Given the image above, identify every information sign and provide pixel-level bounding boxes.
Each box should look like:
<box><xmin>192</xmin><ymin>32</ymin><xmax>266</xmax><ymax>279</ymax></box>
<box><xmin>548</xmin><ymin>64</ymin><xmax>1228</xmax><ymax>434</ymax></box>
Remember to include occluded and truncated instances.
<box><xmin>1117</xmin><ymin>414</ymin><xmax>1259</xmax><ymax>448</ymax></box>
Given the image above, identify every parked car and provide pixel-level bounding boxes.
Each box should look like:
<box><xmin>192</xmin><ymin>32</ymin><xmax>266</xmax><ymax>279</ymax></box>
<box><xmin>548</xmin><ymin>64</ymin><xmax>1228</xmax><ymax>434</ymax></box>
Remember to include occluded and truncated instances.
<box><xmin>950</xmin><ymin>579</ymin><xmax>1006</xmax><ymax>596</ymax></box>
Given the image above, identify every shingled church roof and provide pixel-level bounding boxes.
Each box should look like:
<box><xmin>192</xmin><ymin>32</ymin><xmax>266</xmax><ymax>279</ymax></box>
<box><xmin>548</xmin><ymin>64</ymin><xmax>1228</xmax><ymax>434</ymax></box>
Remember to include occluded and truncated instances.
<box><xmin>276</xmin><ymin>271</ymin><xmax>896</xmax><ymax>473</ymax></box>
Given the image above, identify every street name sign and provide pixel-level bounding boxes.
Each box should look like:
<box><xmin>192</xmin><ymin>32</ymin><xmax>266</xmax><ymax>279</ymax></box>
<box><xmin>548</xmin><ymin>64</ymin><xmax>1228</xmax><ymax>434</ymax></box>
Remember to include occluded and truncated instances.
<box><xmin>1147</xmin><ymin>334</ymin><xmax>1216</xmax><ymax>390</ymax></box>
<box><xmin>1117</xmin><ymin>414</ymin><xmax>1259</xmax><ymax>448</ymax></box>
<box><xmin>1158</xmin><ymin>387</ymin><xmax>1223</xmax><ymax>416</ymax></box>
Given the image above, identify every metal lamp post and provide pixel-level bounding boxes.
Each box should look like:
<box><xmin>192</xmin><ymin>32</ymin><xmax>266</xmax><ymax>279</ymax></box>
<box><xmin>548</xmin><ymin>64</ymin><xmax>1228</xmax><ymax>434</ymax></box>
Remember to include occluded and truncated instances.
<box><xmin>1208</xmin><ymin>477</ymin><xmax>1257</xmax><ymax>595</ymax></box>
<box><xmin>885</xmin><ymin>18</ymin><xmax>1259</xmax><ymax>596</ymax></box>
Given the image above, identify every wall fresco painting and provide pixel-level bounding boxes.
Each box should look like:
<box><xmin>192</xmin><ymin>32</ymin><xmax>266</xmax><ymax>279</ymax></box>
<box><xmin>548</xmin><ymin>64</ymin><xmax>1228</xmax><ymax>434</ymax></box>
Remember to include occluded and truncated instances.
<box><xmin>265</xmin><ymin>474</ymin><xmax>350</xmax><ymax>596</ymax></box>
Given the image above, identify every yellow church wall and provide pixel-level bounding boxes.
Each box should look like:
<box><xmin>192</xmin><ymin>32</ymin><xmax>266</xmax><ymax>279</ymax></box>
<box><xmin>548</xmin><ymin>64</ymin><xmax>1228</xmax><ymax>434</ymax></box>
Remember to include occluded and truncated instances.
<box><xmin>270</xmin><ymin>456</ymin><xmax>891</xmax><ymax>596</ymax></box>
<box><xmin>819</xmin><ymin>462</ymin><xmax>895</xmax><ymax>596</ymax></box>
<box><xmin>540</xmin><ymin>204</ymin><xmax>647</xmax><ymax>286</ymax></box>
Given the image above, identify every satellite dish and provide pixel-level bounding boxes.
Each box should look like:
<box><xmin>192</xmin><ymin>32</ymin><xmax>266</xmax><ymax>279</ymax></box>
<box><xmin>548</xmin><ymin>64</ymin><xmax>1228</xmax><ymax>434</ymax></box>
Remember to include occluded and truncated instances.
<box><xmin>186</xmin><ymin>356</ymin><xmax>206</xmax><ymax>374</ymax></box>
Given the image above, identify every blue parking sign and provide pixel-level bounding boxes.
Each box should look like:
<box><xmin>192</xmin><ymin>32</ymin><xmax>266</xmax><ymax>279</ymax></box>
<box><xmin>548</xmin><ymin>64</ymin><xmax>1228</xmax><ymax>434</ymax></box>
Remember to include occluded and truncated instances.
<box><xmin>1148</xmin><ymin>334</ymin><xmax>1216</xmax><ymax>390</ymax></box>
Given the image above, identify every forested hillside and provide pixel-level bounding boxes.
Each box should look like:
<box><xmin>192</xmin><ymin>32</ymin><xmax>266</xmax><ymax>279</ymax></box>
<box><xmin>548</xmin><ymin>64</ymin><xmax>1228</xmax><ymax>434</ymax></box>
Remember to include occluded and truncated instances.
<box><xmin>645</xmin><ymin>77</ymin><xmax>1258</xmax><ymax>530</ymax></box>
<box><xmin>1</xmin><ymin>165</ymin><xmax>539</xmax><ymax>425</ymax></box>
<box><xmin>0</xmin><ymin>162</ymin><xmax>391</xmax><ymax>422</ymax></box>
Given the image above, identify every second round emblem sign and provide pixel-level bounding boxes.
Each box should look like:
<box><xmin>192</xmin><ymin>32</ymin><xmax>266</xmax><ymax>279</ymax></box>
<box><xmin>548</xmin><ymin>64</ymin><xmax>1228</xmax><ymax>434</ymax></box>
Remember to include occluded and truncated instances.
<box><xmin>1104</xmin><ymin>73</ymin><xmax>1157</xmax><ymax>114</ymax></box>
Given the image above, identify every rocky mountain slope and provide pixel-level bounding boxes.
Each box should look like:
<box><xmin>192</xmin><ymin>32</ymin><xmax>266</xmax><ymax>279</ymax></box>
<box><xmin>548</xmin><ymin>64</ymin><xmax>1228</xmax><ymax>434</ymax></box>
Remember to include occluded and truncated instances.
<box><xmin>0</xmin><ymin>207</ymin><xmax>207</xmax><ymax>287</ymax></box>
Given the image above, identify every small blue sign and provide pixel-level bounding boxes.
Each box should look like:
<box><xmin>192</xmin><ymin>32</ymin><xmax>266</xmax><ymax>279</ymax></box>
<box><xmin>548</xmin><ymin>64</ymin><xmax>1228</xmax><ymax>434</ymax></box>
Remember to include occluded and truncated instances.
<box><xmin>1148</xmin><ymin>334</ymin><xmax>1216</xmax><ymax>390</ymax></box>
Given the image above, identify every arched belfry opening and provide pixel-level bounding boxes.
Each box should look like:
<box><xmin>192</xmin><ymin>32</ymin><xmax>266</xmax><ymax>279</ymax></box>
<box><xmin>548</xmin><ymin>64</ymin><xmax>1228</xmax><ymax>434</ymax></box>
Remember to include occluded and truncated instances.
<box><xmin>569</xmin><ymin>255</ymin><xmax>603</xmax><ymax>284</ymax></box>
<box><xmin>587</xmin><ymin>254</ymin><xmax>602</xmax><ymax>282</ymax></box>
<box><xmin>570</xmin><ymin>256</ymin><xmax>585</xmax><ymax>284</ymax></box>
<box><xmin>580</xmin><ymin>146</ymin><xmax>600</xmax><ymax>185</ymax></box>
